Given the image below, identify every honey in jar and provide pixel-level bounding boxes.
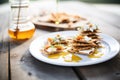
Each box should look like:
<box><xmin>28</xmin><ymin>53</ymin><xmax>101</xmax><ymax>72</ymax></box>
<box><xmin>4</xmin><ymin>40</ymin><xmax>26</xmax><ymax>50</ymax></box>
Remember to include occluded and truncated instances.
<box><xmin>8</xmin><ymin>22</ymin><xmax>35</xmax><ymax>40</ymax></box>
<box><xmin>9</xmin><ymin>0</ymin><xmax>35</xmax><ymax>40</ymax></box>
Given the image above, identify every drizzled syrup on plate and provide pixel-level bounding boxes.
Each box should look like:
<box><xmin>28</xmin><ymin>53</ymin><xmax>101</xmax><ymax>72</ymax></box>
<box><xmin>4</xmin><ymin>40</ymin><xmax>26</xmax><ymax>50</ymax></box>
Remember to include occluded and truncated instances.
<box><xmin>88</xmin><ymin>49</ymin><xmax>103</xmax><ymax>58</ymax></box>
<box><xmin>48</xmin><ymin>52</ymin><xmax>82</xmax><ymax>62</ymax></box>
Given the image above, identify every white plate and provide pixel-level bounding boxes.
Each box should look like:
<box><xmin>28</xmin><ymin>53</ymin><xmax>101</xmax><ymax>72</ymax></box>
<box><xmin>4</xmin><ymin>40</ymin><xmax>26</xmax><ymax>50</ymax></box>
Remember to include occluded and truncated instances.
<box><xmin>29</xmin><ymin>31</ymin><xmax>120</xmax><ymax>66</ymax></box>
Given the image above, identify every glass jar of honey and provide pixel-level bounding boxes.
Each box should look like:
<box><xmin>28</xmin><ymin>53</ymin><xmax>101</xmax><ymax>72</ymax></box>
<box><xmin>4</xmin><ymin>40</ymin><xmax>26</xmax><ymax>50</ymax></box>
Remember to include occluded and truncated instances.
<box><xmin>8</xmin><ymin>0</ymin><xmax>35</xmax><ymax>40</ymax></box>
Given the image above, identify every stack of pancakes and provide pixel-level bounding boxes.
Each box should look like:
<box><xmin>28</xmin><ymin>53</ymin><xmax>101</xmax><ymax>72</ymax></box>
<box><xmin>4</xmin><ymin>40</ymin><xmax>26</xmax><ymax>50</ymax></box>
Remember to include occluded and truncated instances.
<box><xmin>68</xmin><ymin>23</ymin><xmax>101</xmax><ymax>54</ymax></box>
<box><xmin>81</xmin><ymin>23</ymin><xmax>101</xmax><ymax>48</ymax></box>
<box><xmin>68</xmin><ymin>39</ymin><xmax>97</xmax><ymax>54</ymax></box>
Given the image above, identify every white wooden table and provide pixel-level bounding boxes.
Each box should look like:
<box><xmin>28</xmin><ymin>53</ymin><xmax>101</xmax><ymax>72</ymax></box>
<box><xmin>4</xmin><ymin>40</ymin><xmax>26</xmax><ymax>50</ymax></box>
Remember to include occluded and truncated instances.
<box><xmin>0</xmin><ymin>1</ymin><xmax>120</xmax><ymax>80</ymax></box>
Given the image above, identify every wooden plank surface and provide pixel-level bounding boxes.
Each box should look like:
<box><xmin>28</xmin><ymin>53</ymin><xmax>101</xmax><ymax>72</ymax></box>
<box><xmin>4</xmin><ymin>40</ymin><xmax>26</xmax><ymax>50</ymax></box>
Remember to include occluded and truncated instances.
<box><xmin>0</xmin><ymin>12</ymin><xmax>9</xmax><ymax>80</ymax></box>
<box><xmin>92</xmin><ymin>4</ymin><xmax>120</xmax><ymax>16</ymax></box>
<box><xmin>58</xmin><ymin>1</ymin><xmax>120</xmax><ymax>27</ymax></box>
<box><xmin>0</xmin><ymin>1</ymin><xmax>120</xmax><ymax>80</ymax></box>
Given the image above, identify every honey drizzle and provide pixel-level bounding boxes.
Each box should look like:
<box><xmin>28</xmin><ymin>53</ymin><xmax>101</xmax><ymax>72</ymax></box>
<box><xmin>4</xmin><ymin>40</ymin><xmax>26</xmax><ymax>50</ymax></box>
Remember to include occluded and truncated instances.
<box><xmin>55</xmin><ymin>0</ymin><xmax>59</xmax><ymax>24</ymax></box>
<box><xmin>88</xmin><ymin>49</ymin><xmax>103</xmax><ymax>58</ymax></box>
<box><xmin>14</xmin><ymin>0</ymin><xmax>21</xmax><ymax>39</ymax></box>
<box><xmin>48</xmin><ymin>52</ymin><xmax>82</xmax><ymax>62</ymax></box>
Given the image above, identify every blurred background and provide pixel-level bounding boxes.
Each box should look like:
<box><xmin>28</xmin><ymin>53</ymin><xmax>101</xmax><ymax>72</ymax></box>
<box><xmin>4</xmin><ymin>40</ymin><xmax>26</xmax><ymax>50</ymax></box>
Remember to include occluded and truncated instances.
<box><xmin>0</xmin><ymin>0</ymin><xmax>120</xmax><ymax>4</ymax></box>
<box><xmin>0</xmin><ymin>0</ymin><xmax>120</xmax><ymax>25</ymax></box>
<box><xmin>0</xmin><ymin>0</ymin><xmax>120</xmax><ymax>18</ymax></box>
